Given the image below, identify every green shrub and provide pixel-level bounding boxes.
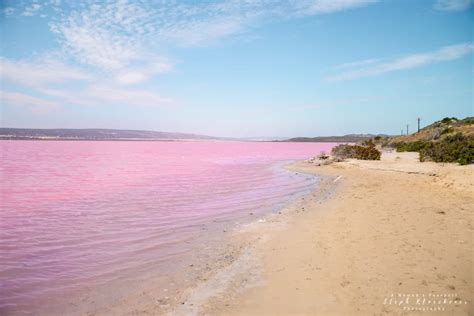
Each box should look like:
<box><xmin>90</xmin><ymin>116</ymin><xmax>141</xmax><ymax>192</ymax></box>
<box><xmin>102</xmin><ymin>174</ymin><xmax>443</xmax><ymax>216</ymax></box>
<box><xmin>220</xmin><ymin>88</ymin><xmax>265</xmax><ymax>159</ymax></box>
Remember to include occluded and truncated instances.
<box><xmin>395</xmin><ymin>141</ymin><xmax>428</xmax><ymax>152</ymax></box>
<box><xmin>419</xmin><ymin>133</ymin><xmax>474</xmax><ymax>165</ymax></box>
<box><xmin>331</xmin><ymin>144</ymin><xmax>355</xmax><ymax>158</ymax></box>
<box><xmin>441</xmin><ymin>117</ymin><xmax>458</xmax><ymax>124</ymax></box>
<box><xmin>331</xmin><ymin>143</ymin><xmax>381</xmax><ymax>160</ymax></box>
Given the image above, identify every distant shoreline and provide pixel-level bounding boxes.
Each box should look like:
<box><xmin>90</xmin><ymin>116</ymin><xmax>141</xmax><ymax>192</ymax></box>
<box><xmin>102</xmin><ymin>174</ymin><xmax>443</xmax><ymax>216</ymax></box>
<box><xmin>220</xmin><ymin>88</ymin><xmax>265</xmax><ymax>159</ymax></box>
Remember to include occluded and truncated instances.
<box><xmin>0</xmin><ymin>127</ymin><xmax>385</xmax><ymax>143</ymax></box>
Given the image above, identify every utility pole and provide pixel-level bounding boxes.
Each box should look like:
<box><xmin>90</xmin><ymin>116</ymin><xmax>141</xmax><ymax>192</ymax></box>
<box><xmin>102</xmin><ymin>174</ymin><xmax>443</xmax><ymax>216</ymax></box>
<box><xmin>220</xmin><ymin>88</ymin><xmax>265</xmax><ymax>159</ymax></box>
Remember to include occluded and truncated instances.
<box><xmin>401</xmin><ymin>129</ymin><xmax>403</xmax><ymax>136</ymax></box>
<box><xmin>417</xmin><ymin>117</ymin><xmax>421</xmax><ymax>133</ymax></box>
<box><xmin>406</xmin><ymin>124</ymin><xmax>409</xmax><ymax>135</ymax></box>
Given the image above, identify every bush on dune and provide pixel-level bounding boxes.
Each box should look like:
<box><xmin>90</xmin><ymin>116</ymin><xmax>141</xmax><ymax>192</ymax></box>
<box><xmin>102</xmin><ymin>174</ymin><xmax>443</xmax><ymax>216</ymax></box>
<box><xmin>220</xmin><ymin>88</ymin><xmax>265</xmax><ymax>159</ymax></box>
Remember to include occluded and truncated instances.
<box><xmin>395</xmin><ymin>140</ymin><xmax>428</xmax><ymax>152</ymax></box>
<box><xmin>331</xmin><ymin>143</ymin><xmax>381</xmax><ymax>160</ymax></box>
<box><xmin>331</xmin><ymin>144</ymin><xmax>355</xmax><ymax>158</ymax></box>
<box><xmin>419</xmin><ymin>133</ymin><xmax>474</xmax><ymax>165</ymax></box>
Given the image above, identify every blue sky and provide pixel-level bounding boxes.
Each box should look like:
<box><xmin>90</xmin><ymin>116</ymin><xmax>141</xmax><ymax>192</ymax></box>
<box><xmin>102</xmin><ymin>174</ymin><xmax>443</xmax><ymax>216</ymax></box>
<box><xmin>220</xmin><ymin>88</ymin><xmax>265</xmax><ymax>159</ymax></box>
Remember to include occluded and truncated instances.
<box><xmin>0</xmin><ymin>0</ymin><xmax>473</xmax><ymax>138</ymax></box>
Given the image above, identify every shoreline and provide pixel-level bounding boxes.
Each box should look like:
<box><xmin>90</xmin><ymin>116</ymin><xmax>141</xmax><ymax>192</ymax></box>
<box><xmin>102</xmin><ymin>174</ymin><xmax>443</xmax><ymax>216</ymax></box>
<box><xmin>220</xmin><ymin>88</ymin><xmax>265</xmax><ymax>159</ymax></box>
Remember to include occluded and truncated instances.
<box><xmin>170</xmin><ymin>151</ymin><xmax>473</xmax><ymax>315</ymax></box>
<box><xmin>167</xmin><ymin>165</ymin><xmax>340</xmax><ymax>316</ymax></box>
<box><xmin>164</xmin><ymin>162</ymin><xmax>335</xmax><ymax>316</ymax></box>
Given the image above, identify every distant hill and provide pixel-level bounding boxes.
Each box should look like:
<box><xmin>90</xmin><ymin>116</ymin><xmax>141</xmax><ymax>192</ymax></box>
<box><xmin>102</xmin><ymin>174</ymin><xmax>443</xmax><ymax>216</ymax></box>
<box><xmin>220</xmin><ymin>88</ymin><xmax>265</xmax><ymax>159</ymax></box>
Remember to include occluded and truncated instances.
<box><xmin>284</xmin><ymin>134</ymin><xmax>385</xmax><ymax>143</ymax></box>
<box><xmin>0</xmin><ymin>128</ymin><xmax>217</xmax><ymax>141</ymax></box>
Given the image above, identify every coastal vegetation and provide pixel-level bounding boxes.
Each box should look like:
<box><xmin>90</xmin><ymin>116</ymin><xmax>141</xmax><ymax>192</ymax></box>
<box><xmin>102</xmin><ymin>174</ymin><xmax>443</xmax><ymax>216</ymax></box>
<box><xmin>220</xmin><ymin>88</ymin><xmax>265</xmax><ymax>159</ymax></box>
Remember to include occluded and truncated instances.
<box><xmin>368</xmin><ymin>117</ymin><xmax>474</xmax><ymax>165</ymax></box>
<box><xmin>418</xmin><ymin>133</ymin><xmax>473</xmax><ymax>165</ymax></box>
<box><xmin>331</xmin><ymin>142</ymin><xmax>381</xmax><ymax>160</ymax></box>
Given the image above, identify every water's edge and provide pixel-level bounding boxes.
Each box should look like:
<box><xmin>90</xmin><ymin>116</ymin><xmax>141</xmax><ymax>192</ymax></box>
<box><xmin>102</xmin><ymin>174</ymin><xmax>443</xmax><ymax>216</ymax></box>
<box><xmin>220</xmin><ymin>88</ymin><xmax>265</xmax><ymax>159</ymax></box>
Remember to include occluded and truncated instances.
<box><xmin>167</xmin><ymin>161</ymin><xmax>340</xmax><ymax>316</ymax></box>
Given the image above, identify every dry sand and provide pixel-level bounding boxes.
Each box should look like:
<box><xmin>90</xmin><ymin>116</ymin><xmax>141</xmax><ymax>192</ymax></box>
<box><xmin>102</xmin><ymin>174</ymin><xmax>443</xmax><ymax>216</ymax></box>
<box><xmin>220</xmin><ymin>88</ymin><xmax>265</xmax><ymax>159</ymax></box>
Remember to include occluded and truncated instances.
<box><xmin>172</xmin><ymin>151</ymin><xmax>473</xmax><ymax>316</ymax></box>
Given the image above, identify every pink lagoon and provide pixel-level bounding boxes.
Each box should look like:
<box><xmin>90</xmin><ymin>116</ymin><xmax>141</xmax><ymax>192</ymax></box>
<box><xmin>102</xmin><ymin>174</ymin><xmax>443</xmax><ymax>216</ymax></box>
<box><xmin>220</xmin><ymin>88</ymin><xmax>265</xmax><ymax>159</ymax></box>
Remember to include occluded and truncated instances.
<box><xmin>0</xmin><ymin>140</ymin><xmax>335</xmax><ymax>315</ymax></box>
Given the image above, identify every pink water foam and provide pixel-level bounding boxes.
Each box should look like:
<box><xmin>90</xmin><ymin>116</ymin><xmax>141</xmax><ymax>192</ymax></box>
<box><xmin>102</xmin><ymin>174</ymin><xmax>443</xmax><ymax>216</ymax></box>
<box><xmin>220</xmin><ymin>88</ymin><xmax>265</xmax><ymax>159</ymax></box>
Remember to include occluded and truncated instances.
<box><xmin>0</xmin><ymin>140</ymin><xmax>336</xmax><ymax>314</ymax></box>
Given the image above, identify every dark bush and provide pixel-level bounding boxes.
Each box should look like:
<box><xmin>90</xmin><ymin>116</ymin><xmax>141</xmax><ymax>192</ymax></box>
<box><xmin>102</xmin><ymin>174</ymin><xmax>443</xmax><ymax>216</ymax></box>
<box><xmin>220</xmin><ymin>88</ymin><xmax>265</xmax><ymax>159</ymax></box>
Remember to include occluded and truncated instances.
<box><xmin>441</xmin><ymin>117</ymin><xmax>458</xmax><ymax>123</ymax></box>
<box><xmin>462</xmin><ymin>117</ymin><xmax>474</xmax><ymax>125</ymax></box>
<box><xmin>331</xmin><ymin>144</ymin><xmax>381</xmax><ymax>160</ymax></box>
<box><xmin>419</xmin><ymin>133</ymin><xmax>474</xmax><ymax>165</ymax></box>
<box><xmin>354</xmin><ymin>145</ymin><xmax>381</xmax><ymax>160</ymax></box>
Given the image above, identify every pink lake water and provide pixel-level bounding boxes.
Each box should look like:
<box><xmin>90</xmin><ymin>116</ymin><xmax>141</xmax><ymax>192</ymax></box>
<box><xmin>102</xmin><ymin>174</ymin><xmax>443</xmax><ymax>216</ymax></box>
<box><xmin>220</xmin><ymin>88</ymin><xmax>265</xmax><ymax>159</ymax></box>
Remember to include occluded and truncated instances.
<box><xmin>0</xmin><ymin>140</ymin><xmax>335</xmax><ymax>315</ymax></box>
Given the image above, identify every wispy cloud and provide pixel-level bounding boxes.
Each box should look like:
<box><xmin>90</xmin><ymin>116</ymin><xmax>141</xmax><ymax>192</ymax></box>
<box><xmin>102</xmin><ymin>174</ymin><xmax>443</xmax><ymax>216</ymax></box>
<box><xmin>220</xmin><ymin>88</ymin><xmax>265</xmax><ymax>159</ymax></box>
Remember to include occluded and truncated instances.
<box><xmin>114</xmin><ymin>58</ymin><xmax>174</xmax><ymax>85</ymax></box>
<box><xmin>1</xmin><ymin>56</ymin><xmax>173</xmax><ymax>109</ymax></box>
<box><xmin>2</xmin><ymin>0</ymin><xmax>379</xmax><ymax>111</ymax></box>
<box><xmin>332</xmin><ymin>58</ymin><xmax>380</xmax><ymax>70</ymax></box>
<box><xmin>327</xmin><ymin>43</ymin><xmax>474</xmax><ymax>81</ymax></box>
<box><xmin>1</xmin><ymin>91</ymin><xmax>59</xmax><ymax>112</ymax></box>
<box><xmin>434</xmin><ymin>0</ymin><xmax>473</xmax><ymax>11</ymax></box>
<box><xmin>45</xmin><ymin>0</ymin><xmax>379</xmax><ymax>70</ymax></box>
<box><xmin>292</xmin><ymin>0</ymin><xmax>378</xmax><ymax>15</ymax></box>
<box><xmin>0</xmin><ymin>57</ymin><xmax>92</xmax><ymax>88</ymax></box>
<box><xmin>49</xmin><ymin>1</ymin><xmax>154</xmax><ymax>70</ymax></box>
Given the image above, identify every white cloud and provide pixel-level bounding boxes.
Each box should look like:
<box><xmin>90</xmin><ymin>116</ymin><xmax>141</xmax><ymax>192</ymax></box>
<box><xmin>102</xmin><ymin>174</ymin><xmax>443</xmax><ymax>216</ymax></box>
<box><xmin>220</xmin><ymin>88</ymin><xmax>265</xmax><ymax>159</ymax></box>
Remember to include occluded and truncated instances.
<box><xmin>3</xmin><ymin>0</ymin><xmax>379</xmax><ymax>72</ymax></box>
<box><xmin>160</xmin><ymin>15</ymin><xmax>248</xmax><ymax>47</ymax></box>
<box><xmin>327</xmin><ymin>43</ymin><xmax>474</xmax><ymax>81</ymax></box>
<box><xmin>48</xmin><ymin>0</ymin><xmax>156</xmax><ymax>70</ymax></box>
<box><xmin>44</xmin><ymin>0</ymin><xmax>378</xmax><ymax>70</ymax></box>
<box><xmin>0</xmin><ymin>57</ymin><xmax>92</xmax><ymax>88</ymax></box>
<box><xmin>434</xmin><ymin>0</ymin><xmax>473</xmax><ymax>11</ymax></box>
<box><xmin>114</xmin><ymin>58</ymin><xmax>174</xmax><ymax>85</ymax></box>
<box><xmin>1</xmin><ymin>56</ymin><xmax>173</xmax><ymax>109</ymax></box>
<box><xmin>115</xmin><ymin>72</ymin><xmax>148</xmax><ymax>85</ymax></box>
<box><xmin>2</xmin><ymin>0</ymin><xmax>379</xmax><ymax>111</ymax></box>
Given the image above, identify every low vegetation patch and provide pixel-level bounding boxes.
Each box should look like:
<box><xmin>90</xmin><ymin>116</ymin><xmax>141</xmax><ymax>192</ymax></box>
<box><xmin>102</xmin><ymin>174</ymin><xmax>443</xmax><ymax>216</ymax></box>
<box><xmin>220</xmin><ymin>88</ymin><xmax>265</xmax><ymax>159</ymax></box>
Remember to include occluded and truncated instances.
<box><xmin>373</xmin><ymin>116</ymin><xmax>474</xmax><ymax>165</ymax></box>
<box><xmin>394</xmin><ymin>133</ymin><xmax>473</xmax><ymax>165</ymax></box>
<box><xmin>419</xmin><ymin>133</ymin><xmax>474</xmax><ymax>165</ymax></box>
<box><xmin>395</xmin><ymin>140</ymin><xmax>428</xmax><ymax>152</ymax></box>
<box><xmin>331</xmin><ymin>143</ymin><xmax>381</xmax><ymax>160</ymax></box>
<box><xmin>441</xmin><ymin>117</ymin><xmax>458</xmax><ymax>124</ymax></box>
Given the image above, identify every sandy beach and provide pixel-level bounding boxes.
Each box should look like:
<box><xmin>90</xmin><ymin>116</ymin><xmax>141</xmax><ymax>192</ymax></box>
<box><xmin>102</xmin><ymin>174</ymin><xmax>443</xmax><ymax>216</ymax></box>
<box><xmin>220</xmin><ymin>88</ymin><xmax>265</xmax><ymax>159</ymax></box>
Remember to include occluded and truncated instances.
<box><xmin>171</xmin><ymin>150</ymin><xmax>473</xmax><ymax>316</ymax></box>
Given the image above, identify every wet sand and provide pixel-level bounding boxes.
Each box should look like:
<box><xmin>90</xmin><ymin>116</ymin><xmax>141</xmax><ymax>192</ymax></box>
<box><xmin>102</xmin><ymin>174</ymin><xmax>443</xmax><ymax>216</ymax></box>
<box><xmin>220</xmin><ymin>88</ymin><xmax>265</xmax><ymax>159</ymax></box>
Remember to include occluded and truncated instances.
<box><xmin>172</xmin><ymin>151</ymin><xmax>473</xmax><ymax>315</ymax></box>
